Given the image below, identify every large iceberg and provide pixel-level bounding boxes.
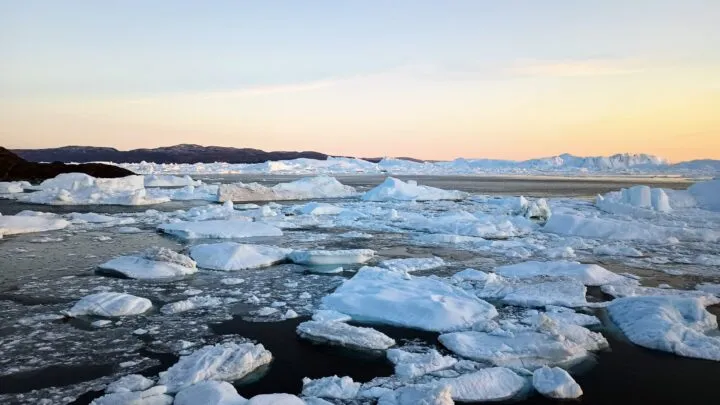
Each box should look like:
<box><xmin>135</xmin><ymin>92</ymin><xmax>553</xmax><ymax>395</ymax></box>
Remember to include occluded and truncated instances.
<box><xmin>190</xmin><ymin>242</ymin><xmax>291</xmax><ymax>271</ymax></box>
<box><xmin>158</xmin><ymin>219</ymin><xmax>283</xmax><ymax>240</ymax></box>
<box><xmin>321</xmin><ymin>267</ymin><xmax>498</xmax><ymax>332</ymax></box>
<box><xmin>65</xmin><ymin>292</ymin><xmax>152</xmax><ymax>317</ymax></box>
<box><xmin>158</xmin><ymin>342</ymin><xmax>272</xmax><ymax>393</ymax></box>
<box><xmin>97</xmin><ymin>247</ymin><xmax>198</xmax><ymax>279</ymax></box>
<box><xmin>19</xmin><ymin>173</ymin><xmax>170</xmax><ymax>206</ymax></box>
<box><xmin>362</xmin><ymin>177</ymin><xmax>466</xmax><ymax>201</ymax></box>
<box><xmin>217</xmin><ymin>176</ymin><xmax>356</xmax><ymax>202</ymax></box>
<box><xmin>607</xmin><ymin>296</ymin><xmax>720</xmax><ymax>361</ymax></box>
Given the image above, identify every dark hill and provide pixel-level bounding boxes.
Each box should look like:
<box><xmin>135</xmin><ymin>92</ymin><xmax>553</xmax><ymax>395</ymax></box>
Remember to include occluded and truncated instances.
<box><xmin>1</xmin><ymin>147</ymin><xmax>134</xmax><ymax>182</ymax></box>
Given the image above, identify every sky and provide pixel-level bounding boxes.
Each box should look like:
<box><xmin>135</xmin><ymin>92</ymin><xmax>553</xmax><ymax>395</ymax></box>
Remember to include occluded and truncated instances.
<box><xmin>1</xmin><ymin>1</ymin><xmax>719</xmax><ymax>162</ymax></box>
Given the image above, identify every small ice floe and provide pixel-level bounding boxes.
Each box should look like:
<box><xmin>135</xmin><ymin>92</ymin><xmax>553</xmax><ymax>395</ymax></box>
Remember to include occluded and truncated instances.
<box><xmin>601</xmin><ymin>284</ymin><xmax>720</xmax><ymax>302</ymax></box>
<box><xmin>301</xmin><ymin>375</ymin><xmax>360</xmax><ymax>400</ymax></box>
<box><xmin>377</xmin><ymin>384</ymin><xmax>453</xmax><ymax>405</ymax></box>
<box><xmin>297</xmin><ymin>320</ymin><xmax>396</xmax><ymax>350</ymax></box>
<box><xmin>158</xmin><ymin>342</ymin><xmax>272</xmax><ymax>393</ymax></box>
<box><xmin>106</xmin><ymin>374</ymin><xmax>155</xmax><ymax>393</ymax></box>
<box><xmin>0</xmin><ymin>180</ymin><xmax>30</xmax><ymax>194</ymax></box>
<box><xmin>174</xmin><ymin>381</ymin><xmax>246</xmax><ymax>405</ymax></box>
<box><xmin>696</xmin><ymin>283</ymin><xmax>720</xmax><ymax>296</ymax></box>
<box><xmin>117</xmin><ymin>226</ymin><xmax>143</xmax><ymax>234</ymax></box>
<box><xmin>522</xmin><ymin>306</ymin><xmax>601</xmax><ymax>327</ymax></box>
<box><xmin>65</xmin><ymin>292</ymin><xmax>152</xmax><ymax>317</ymax></box>
<box><xmin>144</xmin><ymin>174</ymin><xmax>201</xmax><ymax>188</ymax></box>
<box><xmin>379</xmin><ymin>257</ymin><xmax>445</xmax><ymax>273</ymax></box>
<box><xmin>217</xmin><ymin>176</ymin><xmax>356</xmax><ymax>202</ymax></box>
<box><xmin>98</xmin><ymin>247</ymin><xmax>197</xmax><ymax>279</ymax></box>
<box><xmin>312</xmin><ymin>310</ymin><xmax>352</xmax><ymax>323</ymax></box>
<box><xmin>386</xmin><ymin>348</ymin><xmax>458</xmax><ymax>379</ymax></box>
<box><xmin>0</xmin><ymin>213</ymin><xmax>69</xmax><ymax>237</ymax></box>
<box><xmin>19</xmin><ymin>173</ymin><xmax>170</xmax><ymax>206</ymax></box>
<box><xmin>91</xmin><ymin>386</ymin><xmax>172</xmax><ymax>405</ymax></box>
<box><xmin>439</xmin><ymin>314</ymin><xmax>607</xmax><ymax>370</ymax></box>
<box><xmin>543</xmin><ymin>246</ymin><xmax>576</xmax><ymax>259</ymax></box>
<box><xmin>220</xmin><ymin>277</ymin><xmax>245</xmax><ymax>285</ymax></box>
<box><xmin>305</xmin><ymin>266</ymin><xmax>344</xmax><ymax>274</ymax></box>
<box><xmin>245</xmin><ymin>393</ymin><xmax>306</xmax><ymax>404</ymax></box>
<box><xmin>593</xmin><ymin>244</ymin><xmax>644</xmax><ymax>257</ymax></box>
<box><xmin>362</xmin><ymin>177</ymin><xmax>466</xmax><ymax>201</ymax></box>
<box><xmin>419</xmin><ymin>367</ymin><xmax>528</xmax><ymax>402</ymax></box>
<box><xmin>338</xmin><ymin>231</ymin><xmax>373</xmax><ymax>239</ymax></box>
<box><xmin>296</xmin><ymin>202</ymin><xmax>345</xmax><ymax>216</ymax></box>
<box><xmin>321</xmin><ymin>267</ymin><xmax>498</xmax><ymax>332</ymax></box>
<box><xmin>406</xmin><ymin>211</ymin><xmax>536</xmax><ymax>239</ymax></box>
<box><xmin>288</xmin><ymin>249</ymin><xmax>375</xmax><ymax>266</ymax></box>
<box><xmin>67</xmin><ymin>212</ymin><xmax>136</xmax><ymax>225</ymax></box>
<box><xmin>190</xmin><ymin>242</ymin><xmax>291</xmax><ymax>271</ymax></box>
<box><xmin>161</xmin><ymin>296</ymin><xmax>234</xmax><ymax>315</ymax></box>
<box><xmin>607</xmin><ymin>296</ymin><xmax>720</xmax><ymax>361</ymax></box>
<box><xmin>493</xmin><ymin>260</ymin><xmax>629</xmax><ymax>286</ymax></box>
<box><xmin>158</xmin><ymin>219</ymin><xmax>283</xmax><ymax>240</ymax></box>
<box><xmin>532</xmin><ymin>366</ymin><xmax>583</xmax><ymax>399</ymax></box>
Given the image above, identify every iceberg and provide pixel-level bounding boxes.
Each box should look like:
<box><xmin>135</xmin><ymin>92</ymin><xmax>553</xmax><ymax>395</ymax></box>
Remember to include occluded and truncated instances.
<box><xmin>362</xmin><ymin>177</ymin><xmax>466</xmax><ymax>201</ymax></box>
<box><xmin>532</xmin><ymin>366</ymin><xmax>583</xmax><ymax>399</ymax></box>
<box><xmin>297</xmin><ymin>320</ymin><xmax>396</xmax><ymax>350</ymax></box>
<box><xmin>288</xmin><ymin>249</ymin><xmax>375</xmax><ymax>266</ymax></box>
<box><xmin>65</xmin><ymin>292</ymin><xmax>152</xmax><ymax>317</ymax></box>
<box><xmin>158</xmin><ymin>342</ymin><xmax>272</xmax><ymax>393</ymax></box>
<box><xmin>321</xmin><ymin>267</ymin><xmax>498</xmax><ymax>332</ymax></box>
<box><xmin>217</xmin><ymin>176</ymin><xmax>356</xmax><ymax>202</ymax></box>
<box><xmin>158</xmin><ymin>219</ymin><xmax>282</xmax><ymax>240</ymax></box>
<box><xmin>98</xmin><ymin>247</ymin><xmax>197</xmax><ymax>279</ymax></box>
<box><xmin>607</xmin><ymin>296</ymin><xmax>720</xmax><ymax>361</ymax></box>
<box><xmin>190</xmin><ymin>242</ymin><xmax>291</xmax><ymax>271</ymax></box>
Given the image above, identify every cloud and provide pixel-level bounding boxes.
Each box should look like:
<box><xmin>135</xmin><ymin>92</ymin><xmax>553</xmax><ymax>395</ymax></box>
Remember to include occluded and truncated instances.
<box><xmin>510</xmin><ymin>59</ymin><xmax>644</xmax><ymax>78</ymax></box>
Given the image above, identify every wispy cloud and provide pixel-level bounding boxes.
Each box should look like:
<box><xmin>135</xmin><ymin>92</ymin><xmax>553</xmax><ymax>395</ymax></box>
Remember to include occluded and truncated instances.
<box><xmin>510</xmin><ymin>59</ymin><xmax>645</xmax><ymax>78</ymax></box>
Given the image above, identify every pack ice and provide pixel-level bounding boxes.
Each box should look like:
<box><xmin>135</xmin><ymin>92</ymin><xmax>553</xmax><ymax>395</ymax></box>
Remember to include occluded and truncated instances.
<box><xmin>158</xmin><ymin>342</ymin><xmax>272</xmax><ymax>393</ymax></box>
<box><xmin>98</xmin><ymin>247</ymin><xmax>197</xmax><ymax>279</ymax></box>
<box><xmin>321</xmin><ymin>267</ymin><xmax>498</xmax><ymax>332</ymax></box>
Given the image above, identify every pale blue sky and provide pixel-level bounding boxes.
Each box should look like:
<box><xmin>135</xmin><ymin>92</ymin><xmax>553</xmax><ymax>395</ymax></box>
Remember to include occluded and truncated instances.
<box><xmin>1</xmin><ymin>1</ymin><xmax>719</xmax><ymax>160</ymax></box>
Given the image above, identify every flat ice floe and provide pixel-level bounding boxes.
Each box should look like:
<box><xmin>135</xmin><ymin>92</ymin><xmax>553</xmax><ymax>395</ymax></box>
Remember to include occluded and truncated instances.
<box><xmin>321</xmin><ymin>267</ymin><xmax>498</xmax><ymax>332</ymax></box>
<box><xmin>98</xmin><ymin>247</ymin><xmax>197</xmax><ymax>279</ymax></box>
<box><xmin>245</xmin><ymin>394</ymin><xmax>305</xmax><ymax>404</ymax></box>
<box><xmin>0</xmin><ymin>214</ymin><xmax>69</xmax><ymax>237</ymax></box>
<box><xmin>493</xmin><ymin>260</ymin><xmax>628</xmax><ymax>286</ymax></box>
<box><xmin>106</xmin><ymin>374</ymin><xmax>155</xmax><ymax>393</ymax></box>
<box><xmin>386</xmin><ymin>348</ymin><xmax>458</xmax><ymax>379</ymax></box>
<box><xmin>404</xmin><ymin>211</ymin><xmax>536</xmax><ymax>239</ymax></box>
<box><xmin>288</xmin><ymin>249</ymin><xmax>375</xmax><ymax>266</ymax></box>
<box><xmin>301</xmin><ymin>375</ymin><xmax>360</xmax><ymax>399</ymax></box>
<box><xmin>91</xmin><ymin>386</ymin><xmax>172</xmax><ymax>405</ymax></box>
<box><xmin>65</xmin><ymin>292</ymin><xmax>152</xmax><ymax>317</ymax></box>
<box><xmin>189</xmin><ymin>242</ymin><xmax>291</xmax><ymax>271</ymax></box>
<box><xmin>158</xmin><ymin>219</ymin><xmax>283</xmax><ymax>240</ymax></box>
<box><xmin>379</xmin><ymin>257</ymin><xmax>446</xmax><ymax>273</ymax></box>
<box><xmin>296</xmin><ymin>202</ymin><xmax>345</xmax><ymax>215</ymax></box>
<box><xmin>296</xmin><ymin>320</ymin><xmax>396</xmax><ymax>350</ymax></box>
<box><xmin>532</xmin><ymin>366</ymin><xmax>583</xmax><ymax>399</ymax></box>
<box><xmin>377</xmin><ymin>385</ymin><xmax>453</xmax><ymax>405</ymax></box>
<box><xmin>607</xmin><ymin>296</ymin><xmax>720</xmax><ymax>361</ymax></box>
<box><xmin>19</xmin><ymin>173</ymin><xmax>170</xmax><ymax>206</ymax></box>
<box><xmin>217</xmin><ymin>176</ymin><xmax>356</xmax><ymax>202</ymax></box>
<box><xmin>423</xmin><ymin>367</ymin><xmax>528</xmax><ymax>402</ymax></box>
<box><xmin>362</xmin><ymin>177</ymin><xmax>466</xmax><ymax>201</ymax></box>
<box><xmin>601</xmin><ymin>284</ymin><xmax>720</xmax><ymax>303</ymax></box>
<box><xmin>158</xmin><ymin>342</ymin><xmax>272</xmax><ymax>393</ymax></box>
<box><xmin>174</xmin><ymin>381</ymin><xmax>246</xmax><ymax>405</ymax></box>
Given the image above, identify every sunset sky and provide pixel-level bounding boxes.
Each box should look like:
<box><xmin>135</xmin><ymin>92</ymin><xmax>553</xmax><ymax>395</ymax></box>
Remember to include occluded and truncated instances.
<box><xmin>1</xmin><ymin>1</ymin><xmax>719</xmax><ymax>161</ymax></box>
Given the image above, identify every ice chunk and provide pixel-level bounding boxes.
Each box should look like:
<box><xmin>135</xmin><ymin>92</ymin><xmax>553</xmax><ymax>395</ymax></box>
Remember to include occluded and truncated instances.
<box><xmin>311</xmin><ymin>310</ymin><xmax>352</xmax><ymax>323</ymax></box>
<box><xmin>68</xmin><ymin>212</ymin><xmax>127</xmax><ymax>224</ymax></box>
<box><xmin>532</xmin><ymin>366</ymin><xmax>582</xmax><ymax>399</ymax></box>
<box><xmin>160</xmin><ymin>296</ymin><xmax>230</xmax><ymax>315</ymax></box>
<box><xmin>190</xmin><ymin>242</ymin><xmax>291</xmax><ymax>271</ymax></box>
<box><xmin>362</xmin><ymin>177</ymin><xmax>466</xmax><ymax>201</ymax></box>
<box><xmin>98</xmin><ymin>248</ymin><xmax>197</xmax><ymax>279</ymax></box>
<box><xmin>379</xmin><ymin>257</ymin><xmax>445</xmax><ymax>273</ymax></box>
<box><xmin>525</xmin><ymin>198</ymin><xmax>552</xmax><ymax>220</ymax></box>
<box><xmin>0</xmin><ymin>214</ymin><xmax>69</xmax><ymax>236</ymax></box>
<box><xmin>218</xmin><ymin>176</ymin><xmax>356</xmax><ymax>202</ymax></box>
<box><xmin>607</xmin><ymin>296</ymin><xmax>720</xmax><ymax>361</ymax></box>
<box><xmin>451</xmin><ymin>269</ymin><xmax>489</xmax><ymax>282</ymax></box>
<box><xmin>425</xmin><ymin>367</ymin><xmax>527</xmax><ymax>402</ymax></box>
<box><xmin>288</xmin><ymin>249</ymin><xmax>374</xmax><ymax>266</ymax></box>
<box><xmin>297</xmin><ymin>202</ymin><xmax>345</xmax><ymax>215</ymax></box>
<box><xmin>501</xmin><ymin>279</ymin><xmax>588</xmax><ymax>308</ymax></box>
<box><xmin>0</xmin><ymin>181</ymin><xmax>30</xmax><ymax>194</ymax></box>
<box><xmin>301</xmin><ymin>375</ymin><xmax>360</xmax><ymax>399</ymax></box>
<box><xmin>386</xmin><ymin>348</ymin><xmax>458</xmax><ymax>379</ymax></box>
<box><xmin>377</xmin><ymin>385</ymin><xmax>453</xmax><ymax>405</ymax></box>
<box><xmin>687</xmin><ymin>179</ymin><xmax>720</xmax><ymax>211</ymax></box>
<box><xmin>144</xmin><ymin>174</ymin><xmax>200</xmax><ymax>187</ymax></box>
<box><xmin>493</xmin><ymin>260</ymin><xmax>627</xmax><ymax>286</ymax></box>
<box><xmin>596</xmin><ymin>185</ymin><xmax>672</xmax><ymax>216</ymax></box>
<box><xmin>696</xmin><ymin>283</ymin><xmax>720</xmax><ymax>296</ymax></box>
<box><xmin>322</xmin><ymin>267</ymin><xmax>498</xmax><ymax>332</ymax></box>
<box><xmin>245</xmin><ymin>394</ymin><xmax>305</xmax><ymax>405</ymax></box>
<box><xmin>66</xmin><ymin>292</ymin><xmax>152</xmax><ymax>317</ymax></box>
<box><xmin>297</xmin><ymin>320</ymin><xmax>396</xmax><ymax>350</ymax></box>
<box><xmin>159</xmin><ymin>342</ymin><xmax>272</xmax><ymax>393</ymax></box>
<box><xmin>593</xmin><ymin>245</ymin><xmax>643</xmax><ymax>257</ymax></box>
<box><xmin>91</xmin><ymin>386</ymin><xmax>173</xmax><ymax>405</ymax></box>
<box><xmin>601</xmin><ymin>284</ymin><xmax>720</xmax><ymax>303</ymax></box>
<box><xmin>158</xmin><ymin>219</ymin><xmax>283</xmax><ymax>240</ymax></box>
<box><xmin>106</xmin><ymin>375</ymin><xmax>155</xmax><ymax>393</ymax></box>
<box><xmin>174</xmin><ymin>381</ymin><xmax>247</xmax><ymax>405</ymax></box>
